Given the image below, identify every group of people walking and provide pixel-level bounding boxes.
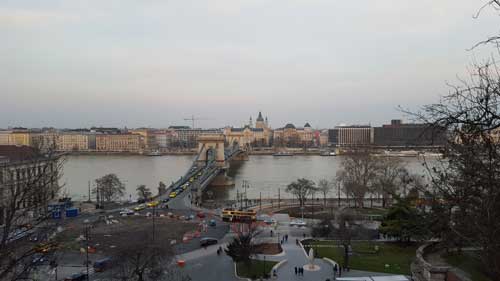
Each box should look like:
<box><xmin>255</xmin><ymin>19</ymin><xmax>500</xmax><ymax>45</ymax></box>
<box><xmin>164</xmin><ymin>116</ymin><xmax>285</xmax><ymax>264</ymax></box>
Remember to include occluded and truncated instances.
<box><xmin>294</xmin><ymin>266</ymin><xmax>304</xmax><ymax>276</ymax></box>
<box><xmin>280</xmin><ymin>234</ymin><xmax>289</xmax><ymax>244</ymax></box>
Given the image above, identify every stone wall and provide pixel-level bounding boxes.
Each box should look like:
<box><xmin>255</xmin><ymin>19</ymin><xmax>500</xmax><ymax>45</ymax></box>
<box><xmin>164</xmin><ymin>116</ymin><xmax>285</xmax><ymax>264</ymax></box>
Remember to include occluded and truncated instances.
<box><xmin>411</xmin><ymin>243</ymin><xmax>472</xmax><ymax>281</ymax></box>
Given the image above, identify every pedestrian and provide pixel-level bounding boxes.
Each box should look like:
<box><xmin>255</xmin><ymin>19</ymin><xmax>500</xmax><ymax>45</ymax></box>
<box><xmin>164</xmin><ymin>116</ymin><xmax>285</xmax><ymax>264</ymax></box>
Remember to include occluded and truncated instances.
<box><xmin>296</xmin><ymin>239</ymin><xmax>299</xmax><ymax>245</ymax></box>
<box><xmin>338</xmin><ymin>264</ymin><xmax>342</xmax><ymax>277</ymax></box>
<box><xmin>270</xmin><ymin>230</ymin><xmax>273</xmax><ymax>237</ymax></box>
<box><xmin>300</xmin><ymin>267</ymin><xmax>304</xmax><ymax>275</ymax></box>
<box><xmin>303</xmin><ymin>233</ymin><xmax>306</xmax><ymax>238</ymax></box>
<box><xmin>294</xmin><ymin>266</ymin><xmax>297</xmax><ymax>275</ymax></box>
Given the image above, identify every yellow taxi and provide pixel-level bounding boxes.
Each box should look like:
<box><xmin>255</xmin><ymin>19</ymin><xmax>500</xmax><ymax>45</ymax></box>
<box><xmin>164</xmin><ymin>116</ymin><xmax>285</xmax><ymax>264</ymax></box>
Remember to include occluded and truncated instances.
<box><xmin>169</xmin><ymin>192</ymin><xmax>177</xmax><ymax>198</ymax></box>
<box><xmin>146</xmin><ymin>201</ymin><xmax>159</xmax><ymax>208</ymax></box>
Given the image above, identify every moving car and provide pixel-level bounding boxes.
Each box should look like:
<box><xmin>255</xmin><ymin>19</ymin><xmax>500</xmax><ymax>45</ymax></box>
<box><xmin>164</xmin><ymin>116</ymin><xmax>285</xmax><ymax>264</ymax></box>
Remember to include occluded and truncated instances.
<box><xmin>209</xmin><ymin>219</ymin><xmax>217</xmax><ymax>227</ymax></box>
<box><xmin>289</xmin><ymin>220</ymin><xmax>307</xmax><ymax>227</ymax></box>
<box><xmin>196</xmin><ymin>211</ymin><xmax>206</xmax><ymax>218</ymax></box>
<box><xmin>146</xmin><ymin>201</ymin><xmax>159</xmax><ymax>208</ymax></box>
<box><xmin>169</xmin><ymin>192</ymin><xmax>177</xmax><ymax>198</ymax></box>
<box><xmin>162</xmin><ymin>198</ymin><xmax>170</xmax><ymax>203</ymax></box>
<box><xmin>133</xmin><ymin>204</ymin><xmax>146</xmax><ymax>212</ymax></box>
<box><xmin>34</xmin><ymin>242</ymin><xmax>57</xmax><ymax>253</ymax></box>
<box><xmin>93</xmin><ymin>257</ymin><xmax>112</xmax><ymax>272</ymax></box>
<box><xmin>199</xmin><ymin>237</ymin><xmax>218</xmax><ymax>247</ymax></box>
<box><xmin>119</xmin><ymin>209</ymin><xmax>134</xmax><ymax>216</ymax></box>
<box><xmin>64</xmin><ymin>273</ymin><xmax>87</xmax><ymax>281</ymax></box>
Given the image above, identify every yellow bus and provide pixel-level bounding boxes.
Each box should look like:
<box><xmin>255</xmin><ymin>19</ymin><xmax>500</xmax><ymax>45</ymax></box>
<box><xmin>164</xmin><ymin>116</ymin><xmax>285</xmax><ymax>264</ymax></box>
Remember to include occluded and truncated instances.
<box><xmin>221</xmin><ymin>209</ymin><xmax>256</xmax><ymax>223</ymax></box>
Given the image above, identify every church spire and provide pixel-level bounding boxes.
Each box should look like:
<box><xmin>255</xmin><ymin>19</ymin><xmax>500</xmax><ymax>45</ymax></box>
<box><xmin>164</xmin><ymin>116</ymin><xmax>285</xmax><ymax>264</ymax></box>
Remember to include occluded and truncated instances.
<box><xmin>256</xmin><ymin>111</ymin><xmax>264</xmax><ymax>122</ymax></box>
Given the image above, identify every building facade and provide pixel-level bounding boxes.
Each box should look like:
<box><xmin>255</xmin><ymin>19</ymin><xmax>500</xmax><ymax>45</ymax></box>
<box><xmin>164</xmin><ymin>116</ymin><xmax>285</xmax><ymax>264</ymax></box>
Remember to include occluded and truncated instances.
<box><xmin>0</xmin><ymin>145</ymin><xmax>59</xmax><ymax>226</ymax></box>
<box><xmin>328</xmin><ymin>125</ymin><xmax>373</xmax><ymax>147</ymax></box>
<box><xmin>56</xmin><ymin>133</ymin><xmax>89</xmax><ymax>151</ymax></box>
<box><xmin>95</xmin><ymin>134</ymin><xmax>142</xmax><ymax>152</ymax></box>
<box><xmin>373</xmin><ymin>120</ymin><xmax>446</xmax><ymax>147</ymax></box>
<box><xmin>273</xmin><ymin>122</ymin><xmax>315</xmax><ymax>147</ymax></box>
<box><xmin>224</xmin><ymin>112</ymin><xmax>273</xmax><ymax>148</ymax></box>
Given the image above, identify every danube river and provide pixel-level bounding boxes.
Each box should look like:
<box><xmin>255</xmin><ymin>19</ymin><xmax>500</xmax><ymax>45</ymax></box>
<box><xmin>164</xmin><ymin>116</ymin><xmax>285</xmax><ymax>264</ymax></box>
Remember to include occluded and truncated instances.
<box><xmin>61</xmin><ymin>154</ymin><xmax>430</xmax><ymax>202</ymax></box>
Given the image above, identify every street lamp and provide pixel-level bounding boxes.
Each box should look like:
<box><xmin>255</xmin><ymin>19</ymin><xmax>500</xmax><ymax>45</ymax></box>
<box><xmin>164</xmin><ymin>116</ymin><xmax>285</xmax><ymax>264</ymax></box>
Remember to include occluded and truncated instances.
<box><xmin>263</xmin><ymin>256</ymin><xmax>266</xmax><ymax>278</ymax></box>
<box><xmin>83</xmin><ymin>219</ymin><xmax>90</xmax><ymax>281</ymax></box>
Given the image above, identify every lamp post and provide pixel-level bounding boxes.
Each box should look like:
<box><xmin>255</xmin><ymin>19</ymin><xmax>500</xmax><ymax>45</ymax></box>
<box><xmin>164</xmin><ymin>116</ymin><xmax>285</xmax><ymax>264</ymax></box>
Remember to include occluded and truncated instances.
<box><xmin>152</xmin><ymin>204</ymin><xmax>156</xmax><ymax>242</ymax></box>
<box><xmin>83</xmin><ymin>219</ymin><xmax>90</xmax><ymax>281</ymax></box>
<box><xmin>263</xmin><ymin>255</ymin><xmax>266</xmax><ymax>278</ymax></box>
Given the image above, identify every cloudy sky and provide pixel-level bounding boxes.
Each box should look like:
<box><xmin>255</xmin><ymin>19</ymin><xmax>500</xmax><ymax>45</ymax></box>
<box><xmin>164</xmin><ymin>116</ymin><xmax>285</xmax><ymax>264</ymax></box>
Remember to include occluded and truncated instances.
<box><xmin>1</xmin><ymin>0</ymin><xmax>499</xmax><ymax>129</ymax></box>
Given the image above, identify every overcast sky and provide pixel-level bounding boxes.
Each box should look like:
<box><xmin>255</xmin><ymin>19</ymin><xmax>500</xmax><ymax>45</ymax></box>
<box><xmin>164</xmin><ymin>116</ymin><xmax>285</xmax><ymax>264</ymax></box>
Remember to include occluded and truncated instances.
<box><xmin>1</xmin><ymin>0</ymin><xmax>499</xmax><ymax>129</ymax></box>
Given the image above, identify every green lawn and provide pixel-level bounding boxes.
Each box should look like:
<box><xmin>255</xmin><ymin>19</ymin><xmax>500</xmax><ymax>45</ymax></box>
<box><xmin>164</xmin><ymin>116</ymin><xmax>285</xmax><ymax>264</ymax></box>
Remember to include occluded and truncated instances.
<box><xmin>443</xmin><ymin>252</ymin><xmax>492</xmax><ymax>281</ymax></box>
<box><xmin>302</xmin><ymin>240</ymin><xmax>418</xmax><ymax>275</ymax></box>
<box><xmin>236</xmin><ymin>259</ymin><xmax>278</xmax><ymax>279</ymax></box>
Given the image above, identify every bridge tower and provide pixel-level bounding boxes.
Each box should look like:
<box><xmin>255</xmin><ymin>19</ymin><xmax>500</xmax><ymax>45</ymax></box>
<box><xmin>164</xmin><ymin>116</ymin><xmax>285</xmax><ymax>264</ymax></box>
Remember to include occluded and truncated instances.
<box><xmin>196</xmin><ymin>134</ymin><xmax>226</xmax><ymax>167</ymax></box>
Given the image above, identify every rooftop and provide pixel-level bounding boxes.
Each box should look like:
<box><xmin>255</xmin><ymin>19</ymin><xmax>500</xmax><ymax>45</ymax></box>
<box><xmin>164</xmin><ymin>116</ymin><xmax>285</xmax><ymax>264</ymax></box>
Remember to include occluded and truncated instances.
<box><xmin>0</xmin><ymin>145</ymin><xmax>40</xmax><ymax>162</ymax></box>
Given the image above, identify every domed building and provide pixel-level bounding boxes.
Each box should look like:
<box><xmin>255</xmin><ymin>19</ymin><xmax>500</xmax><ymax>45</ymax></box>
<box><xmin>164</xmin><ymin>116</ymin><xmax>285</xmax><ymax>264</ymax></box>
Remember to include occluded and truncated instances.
<box><xmin>273</xmin><ymin>122</ymin><xmax>315</xmax><ymax>147</ymax></box>
<box><xmin>223</xmin><ymin>111</ymin><xmax>273</xmax><ymax>148</ymax></box>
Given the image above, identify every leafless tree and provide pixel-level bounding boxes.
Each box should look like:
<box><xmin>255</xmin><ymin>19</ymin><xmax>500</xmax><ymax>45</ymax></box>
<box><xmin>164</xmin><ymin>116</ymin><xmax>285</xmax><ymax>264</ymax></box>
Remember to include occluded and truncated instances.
<box><xmin>93</xmin><ymin>173</ymin><xmax>125</xmax><ymax>206</ymax></box>
<box><xmin>0</xmin><ymin>144</ymin><xmax>64</xmax><ymax>281</ymax></box>
<box><xmin>372</xmin><ymin>157</ymin><xmax>408</xmax><ymax>208</ymax></box>
<box><xmin>408</xmin><ymin>60</ymin><xmax>500</xmax><ymax>280</ymax></box>
<box><xmin>112</xmin><ymin>229</ymin><xmax>189</xmax><ymax>281</ymax></box>
<box><xmin>286</xmin><ymin>178</ymin><xmax>317</xmax><ymax>208</ymax></box>
<box><xmin>317</xmin><ymin>179</ymin><xmax>332</xmax><ymax>209</ymax></box>
<box><xmin>136</xmin><ymin>185</ymin><xmax>152</xmax><ymax>201</ymax></box>
<box><xmin>335</xmin><ymin>210</ymin><xmax>356</xmax><ymax>269</ymax></box>
<box><xmin>336</xmin><ymin>150</ymin><xmax>378</xmax><ymax>208</ymax></box>
<box><xmin>470</xmin><ymin>1</ymin><xmax>500</xmax><ymax>49</ymax></box>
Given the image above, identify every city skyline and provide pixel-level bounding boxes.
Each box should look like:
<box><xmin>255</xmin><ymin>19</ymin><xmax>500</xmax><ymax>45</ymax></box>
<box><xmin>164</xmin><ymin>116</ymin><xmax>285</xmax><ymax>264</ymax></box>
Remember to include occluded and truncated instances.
<box><xmin>0</xmin><ymin>114</ymin><xmax>419</xmax><ymax>130</ymax></box>
<box><xmin>2</xmin><ymin>0</ymin><xmax>499</xmax><ymax>128</ymax></box>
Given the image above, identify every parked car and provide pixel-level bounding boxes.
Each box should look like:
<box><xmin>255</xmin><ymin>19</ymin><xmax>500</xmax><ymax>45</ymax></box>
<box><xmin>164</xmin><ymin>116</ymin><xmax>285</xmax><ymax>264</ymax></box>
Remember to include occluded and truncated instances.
<box><xmin>93</xmin><ymin>257</ymin><xmax>112</xmax><ymax>272</ymax></box>
<box><xmin>199</xmin><ymin>237</ymin><xmax>218</xmax><ymax>247</ymax></box>
<box><xmin>64</xmin><ymin>273</ymin><xmax>87</xmax><ymax>281</ymax></box>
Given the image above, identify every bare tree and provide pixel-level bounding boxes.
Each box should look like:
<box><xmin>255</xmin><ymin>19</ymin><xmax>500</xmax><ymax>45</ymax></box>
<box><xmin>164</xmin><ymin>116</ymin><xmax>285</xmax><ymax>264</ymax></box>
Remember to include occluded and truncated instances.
<box><xmin>225</xmin><ymin>225</ymin><xmax>261</xmax><ymax>265</ymax></box>
<box><xmin>157</xmin><ymin>181</ymin><xmax>167</xmax><ymax>196</ymax></box>
<box><xmin>113</xmin><ymin>229</ymin><xmax>189</xmax><ymax>281</ymax></box>
<box><xmin>335</xmin><ymin>210</ymin><xmax>355</xmax><ymax>269</ymax></box>
<box><xmin>136</xmin><ymin>185</ymin><xmax>152</xmax><ymax>201</ymax></box>
<box><xmin>409</xmin><ymin>60</ymin><xmax>500</xmax><ymax>280</ymax></box>
<box><xmin>373</xmin><ymin>157</ymin><xmax>407</xmax><ymax>208</ymax></box>
<box><xmin>93</xmin><ymin>174</ymin><xmax>125</xmax><ymax>206</ymax></box>
<box><xmin>317</xmin><ymin>179</ymin><xmax>332</xmax><ymax>209</ymax></box>
<box><xmin>336</xmin><ymin>150</ymin><xmax>378</xmax><ymax>208</ymax></box>
<box><xmin>286</xmin><ymin>178</ymin><xmax>317</xmax><ymax>208</ymax></box>
<box><xmin>0</xmin><ymin>145</ymin><xmax>64</xmax><ymax>281</ymax></box>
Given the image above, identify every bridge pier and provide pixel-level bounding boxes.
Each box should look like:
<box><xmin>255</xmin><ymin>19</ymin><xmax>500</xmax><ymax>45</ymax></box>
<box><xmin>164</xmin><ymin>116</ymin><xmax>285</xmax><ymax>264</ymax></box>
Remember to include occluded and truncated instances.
<box><xmin>209</xmin><ymin>171</ymin><xmax>234</xmax><ymax>187</ymax></box>
<box><xmin>230</xmin><ymin>151</ymin><xmax>249</xmax><ymax>161</ymax></box>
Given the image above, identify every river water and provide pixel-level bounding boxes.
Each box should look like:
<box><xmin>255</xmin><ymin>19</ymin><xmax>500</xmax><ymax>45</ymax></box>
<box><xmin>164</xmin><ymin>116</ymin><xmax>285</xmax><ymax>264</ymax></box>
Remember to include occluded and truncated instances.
<box><xmin>61</xmin><ymin>155</ymin><xmax>429</xmax><ymax>201</ymax></box>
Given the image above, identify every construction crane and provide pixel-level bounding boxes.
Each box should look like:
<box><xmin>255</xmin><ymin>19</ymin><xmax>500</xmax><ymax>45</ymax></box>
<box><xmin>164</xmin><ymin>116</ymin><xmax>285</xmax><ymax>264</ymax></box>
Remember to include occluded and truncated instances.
<box><xmin>183</xmin><ymin>115</ymin><xmax>211</xmax><ymax>129</ymax></box>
